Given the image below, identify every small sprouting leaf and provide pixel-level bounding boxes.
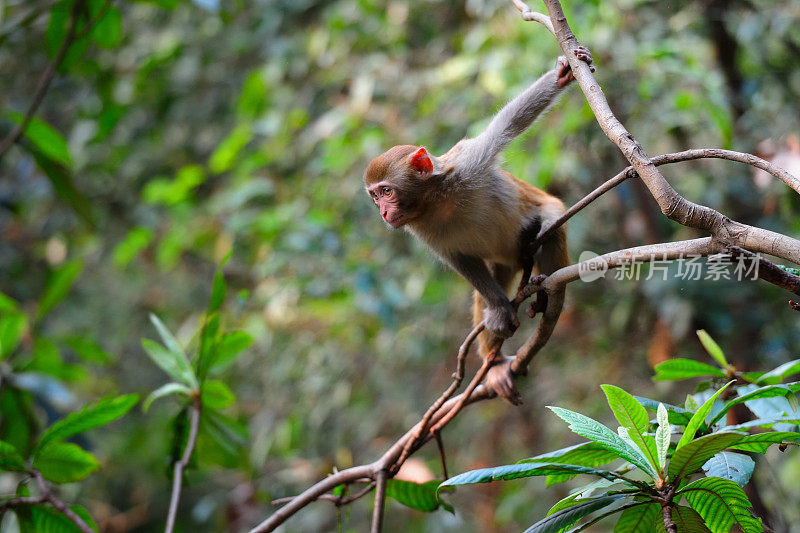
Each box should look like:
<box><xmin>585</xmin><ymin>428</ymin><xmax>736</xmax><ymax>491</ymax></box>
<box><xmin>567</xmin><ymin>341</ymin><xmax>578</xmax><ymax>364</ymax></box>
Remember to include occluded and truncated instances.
<box><xmin>0</xmin><ymin>440</ymin><xmax>26</xmax><ymax>471</ymax></box>
<box><xmin>548</xmin><ymin>406</ymin><xmax>656</xmax><ymax>476</ymax></box>
<box><xmin>36</xmin><ymin>394</ymin><xmax>139</xmax><ymax>452</ymax></box>
<box><xmin>141</xmin><ymin>338</ymin><xmax>198</xmax><ymax>389</ymax></box>
<box><xmin>523</xmin><ymin>494</ymin><xmax>625</xmax><ymax>533</ymax></box>
<box><xmin>678</xmin><ymin>477</ymin><xmax>763</xmax><ymax>532</ymax></box>
<box><xmin>201</xmin><ymin>380</ymin><xmax>235</xmax><ymax>410</ymax></box>
<box><xmin>697</xmin><ymin>330</ymin><xmax>729</xmax><ymax>369</ymax></box>
<box><xmin>143</xmin><ymin>382</ymin><xmax>192</xmax><ymax>412</ymax></box>
<box><xmin>655</xmin><ymin>403</ymin><xmax>670</xmax><ymax>471</ymax></box>
<box><xmin>38</xmin><ymin>260</ymin><xmax>83</xmax><ymax>320</ymax></box>
<box><xmin>386</xmin><ymin>479</ymin><xmax>452</xmax><ymax>513</ymax></box>
<box><xmin>653</xmin><ymin>358</ymin><xmax>727</xmax><ymax>381</ymax></box>
<box><xmin>148</xmin><ymin>314</ymin><xmax>183</xmax><ymax>356</ymax></box>
<box><xmin>668</xmin><ymin>432</ymin><xmax>745</xmax><ymax>481</ymax></box>
<box><xmin>33</xmin><ymin>442</ymin><xmax>99</xmax><ymax>484</ymax></box>
<box><xmin>613</xmin><ymin>502</ymin><xmax>659</xmax><ymax>532</ymax></box>
<box><xmin>0</xmin><ymin>312</ymin><xmax>27</xmax><ymax>360</ymax></box>
<box><xmin>634</xmin><ymin>396</ymin><xmax>694</xmax><ymax>426</ymax></box>
<box><xmin>676</xmin><ymin>381</ymin><xmax>733</xmax><ymax>450</ymax></box>
<box><xmin>702</xmin><ymin>451</ymin><xmax>754</xmax><ymax>486</ymax></box>
<box><xmin>728</xmin><ymin>431</ymin><xmax>800</xmax><ymax>454</ymax></box>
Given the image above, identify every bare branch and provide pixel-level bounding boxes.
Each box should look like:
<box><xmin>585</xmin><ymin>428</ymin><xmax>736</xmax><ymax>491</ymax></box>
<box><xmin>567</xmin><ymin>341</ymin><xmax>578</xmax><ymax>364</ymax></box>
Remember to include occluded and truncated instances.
<box><xmin>720</xmin><ymin>245</ymin><xmax>800</xmax><ymax>296</ymax></box>
<box><xmin>511</xmin><ymin>0</ymin><xmax>554</xmax><ymax>35</ymax></box>
<box><xmin>370</xmin><ymin>470</ymin><xmax>388</xmax><ymax>533</ymax></box>
<box><xmin>32</xmin><ymin>470</ymin><xmax>94</xmax><ymax>533</ymax></box>
<box><xmin>165</xmin><ymin>395</ymin><xmax>202</xmax><ymax>533</ymax></box>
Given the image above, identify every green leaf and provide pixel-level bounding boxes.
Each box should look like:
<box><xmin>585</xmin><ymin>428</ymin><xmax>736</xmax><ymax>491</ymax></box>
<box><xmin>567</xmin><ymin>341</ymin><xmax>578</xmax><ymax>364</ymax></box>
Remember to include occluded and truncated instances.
<box><xmin>0</xmin><ymin>292</ymin><xmax>19</xmax><ymax>313</ymax></box>
<box><xmin>195</xmin><ymin>313</ymin><xmax>220</xmax><ymax>382</ymax></box>
<box><xmin>522</xmin><ymin>495</ymin><xmax>625</xmax><ymax>533</ymax></box>
<box><xmin>141</xmin><ymin>338</ymin><xmax>198</xmax><ymax>389</ymax></box>
<box><xmin>548</xmin><ymin>407</ymin><xmax>656</xmax><ymax>476</ymax></box>
<box><xmin>209</xmin><ymin>267</ymin><xmax>226</xmax><ymax>313</ymax></box>
<box><xmin>702</xmin><ymin>451</ymin><xmax>754</xmax><ymax>486</ymax></box>
<box><xmin>668</xmin><ymin>432</ymin><xmax>745</xmax><ymax>481</ymax></box>
<box><xmin>0</xmin><ymin>439</ymin><xmax>26</xmax><ymax>471</ymax></box>
<box><xmin>36</xmin><ymin>394</ymin><xmax>139</xmax><ymax>452</ymax></box>
<box><xmin>23</xmin><ymin>143</ymin><xmax>95</xmax><ymax>227</ymax></box>
<box><xmin>90</xmin><ymin>6</ymin><xmax>122</xmax><ymax>48</ymax></box>
<box><xmin>653</xmin><ymin>359</ymin><xmax>726</xmax><ymax>381</ymax></box>
<box><xmin>679</xmin><ymin>477</ymin><xmax>763</xmax><ymax>533</ymax></box>
<box><xmin>0</xmin><ymin>312</ymin><xmax>27</xmax><ymax>360</ymax></box>
<box><xmin>17</xmin><ymin>503</ymin><xmax>98</xmax><ymax>533</ymax></box>
<box><xmin>756</xmin><ymin>359</ymin><xmax>800</xmax><ymax>385</ymax></box>
<box><xmin>143</xmin><ymin>382</ymin><xmax>192</xmax><ymax>412</ymax></box>
<box><xmin>697</xmin><ymin>330</ymin><xmax>728</xmax><ymax>369</ymax></box>
<box><xmin>209</xmin><ymin>331</ymin><xmax>253</xmax><ymax>373</ymax></box>
<box><xmin>617</xmin><ymin>427</ymin><xmax>658</xmax><ymax>479</ymax></box>
<box><xmin>38</xmin><ymin>260</ymin><xmax>83</xmax><ymax>320</ymax></box>
<box><xmin>613</xmin><ymin>502</ymin><xmax>659</xmax><ymax>532</ymax></box>
<box><xmin>634</xmin><ymin>396</ymin><xmax>694</xmax><ymax>426</ymax></box>
<box><xmin>439</xmin><ymin>462</ymin><xmax>626</xmax><ymax>490</ymax></box>
<box><xmin>237</xmin><ymin>70</ymin><xmax>268</xmax><ymax>119</ymax></box>
<box><xmin>33</xmin><ymin>442</ymin><xmax>99</xmax><ymax>483</ymax></box>
<box><xmin>520</xmin><ymin>441</ymin><xmax>620</xmax><ymax>467</ymax></box>
<box><xmin>209</xmin><ymin>123</ymin><xmax>253</xmax><ymax>174</ymax></box>
<box><xmin>707</xmin><ymin>384</ymin><xmax>797</xmax><ymax>428</ymax></box>
<box><xmin>201</xmin><ymin>380</ymin><xmax>235</xmax><ymax>410</ymax></box>
<box><xmin>112</xmin><ymin>227</ymin><xmax>153</xmax><ymax>268</ymax></box>
<box><xmin>670</xmin><ymin>505</ymin><xmax>711</xmax><ymax>533</ymax></box>
<box><xmin>148</xmin><ymin>313</ymin><xmax>183</xmax><ymax>357</ymax></box>
<box><xmin>676</xmin><ymin>381</ymin><xmax>733</xmax><ymax>450</ymax></box>
<box><xmin>655</xmin><ymin>403</ymin><xmax>671</xmax><ymax>471</ymax></box>
<box><xmin>385</xmin><ymin>479</ymin><xmax>452</xmax><ymax>513</ymax></box>
<box><xmin>6</xmin><ymin>112</ymin><xmax>72</xmax><ymax>167</ymax></box>
<box><xmin>685</xmin><ymin>394</ymin><xmax>700</xmax><ymax>412</ymax></box>
<box><xmin>602</xmin><ymin>385</ymin><xmax>658</xmax><ymax>472</ymax></box>
<box><xmin>64</xmin><ymin>336</ymin><xmax>111</xmax><ymax>364</ymax></box>
<box><xmin>728</xmin><ymin>431</ymin><xmax>800</xmax><ymax>453</ymax></box>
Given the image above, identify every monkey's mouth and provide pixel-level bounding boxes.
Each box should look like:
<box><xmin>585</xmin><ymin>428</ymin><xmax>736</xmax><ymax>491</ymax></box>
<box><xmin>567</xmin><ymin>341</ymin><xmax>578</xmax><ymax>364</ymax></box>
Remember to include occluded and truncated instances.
<box><xmin>385</xmin><ymin>214</ymin><xmax>407</xmax><ymax>228</ymax></box>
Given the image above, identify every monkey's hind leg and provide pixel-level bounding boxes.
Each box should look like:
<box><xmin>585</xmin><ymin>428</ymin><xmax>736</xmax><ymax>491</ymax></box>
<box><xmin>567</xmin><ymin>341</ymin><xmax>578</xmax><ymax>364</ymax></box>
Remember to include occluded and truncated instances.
<box><xmin>472</xmin><ymin>264</ymin><xmax>522</xmax><ymax>405</ymax></box>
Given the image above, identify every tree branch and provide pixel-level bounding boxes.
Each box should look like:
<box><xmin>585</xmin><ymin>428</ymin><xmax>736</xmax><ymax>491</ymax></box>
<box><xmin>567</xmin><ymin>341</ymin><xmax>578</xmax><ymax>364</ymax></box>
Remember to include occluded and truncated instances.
<box><xmin>370</xmin><ymin>470</ymin><xmax>388</xmax><ymax>533</ymax></box>
<box><xmin>32</xmin><ymin>469</ymin><xmax>94</xmax><ymax>533</ymax></box>
<box><xmin>164</xmin><ymin>395</ymin><xmax>202</xmax><ymax>533</ymax></box>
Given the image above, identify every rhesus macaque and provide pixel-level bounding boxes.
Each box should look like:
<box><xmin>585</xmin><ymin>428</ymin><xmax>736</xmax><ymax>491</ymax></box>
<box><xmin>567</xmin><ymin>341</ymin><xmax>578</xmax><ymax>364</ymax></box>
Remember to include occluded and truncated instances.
<box><xmin>364</xmin><ymin>47</ymin><xmax>593</xmax><ymax>404</ymax></box>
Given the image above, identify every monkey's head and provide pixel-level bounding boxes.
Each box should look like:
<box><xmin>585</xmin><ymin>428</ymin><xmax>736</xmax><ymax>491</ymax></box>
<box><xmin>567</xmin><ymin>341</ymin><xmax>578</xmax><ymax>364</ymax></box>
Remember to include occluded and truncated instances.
<box><xmin>364</xmin><ymin>145</ymin><xmax>433</xmax><ymax>228</ymax></box>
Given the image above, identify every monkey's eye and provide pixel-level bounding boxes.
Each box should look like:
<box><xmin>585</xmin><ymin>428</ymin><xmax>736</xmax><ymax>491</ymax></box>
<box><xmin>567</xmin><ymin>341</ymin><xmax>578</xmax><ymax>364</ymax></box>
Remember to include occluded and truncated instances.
<box><xmin>381</xmin><ymin>187</ymin><xmax>392</xmax><ymax>196</ymax></box>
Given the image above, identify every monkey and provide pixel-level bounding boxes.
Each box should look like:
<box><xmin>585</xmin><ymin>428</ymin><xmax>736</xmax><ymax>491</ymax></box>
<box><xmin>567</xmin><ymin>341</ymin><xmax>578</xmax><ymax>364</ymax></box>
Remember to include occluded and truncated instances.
<box><xmin>364</xmin><ymin>47</ymin><xmax>593</xmax><ymax>405</ymax></box>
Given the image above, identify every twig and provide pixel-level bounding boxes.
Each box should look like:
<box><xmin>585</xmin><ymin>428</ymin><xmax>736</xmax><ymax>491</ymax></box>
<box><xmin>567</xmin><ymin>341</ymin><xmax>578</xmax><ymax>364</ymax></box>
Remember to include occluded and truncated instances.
<box><xmin>370</xmin><ymin>470</ymin><xmax>388</xmax><ymax>533</ymax></box>
<box><xmin>430</xmin><ymin>354</ymin><xmax>494</xmax><ymax>434</ymax></box>
<box><xmin>434</xmin><ymin>433</ymin><xmax>448</xmax><ymax>479</ymax></box>
<box><xmin>32</xmin><ymin>469</ymin><xmax>94</xmax><ymax>533</ymax></box>
<box><xmin>0</xmin><ymin>496</ymin><xmax>47</xmax><ymax>514</ymax></box>
<box><xmin>270</xmin><ymin>482</ymin><xmax>376</xmax><ymax>507</ymax></box>
<box><xmin>164</xmin><ymin>395</ymin><xmax>202</xmax><ymax>533</ymax></box>
<box><xmin>720</xmin><ymin>245</ymin><xmax>800</xmax><ymax>296</ymax></box>
<box><xmin>0</xmin><ymin>0</ymin><xmax>88</xmax><ymax>159</ymax></box>
<box><xmin>511</xmin><ymin>0</ymin><xmax>555</xmax><ymax>35</ymax></box>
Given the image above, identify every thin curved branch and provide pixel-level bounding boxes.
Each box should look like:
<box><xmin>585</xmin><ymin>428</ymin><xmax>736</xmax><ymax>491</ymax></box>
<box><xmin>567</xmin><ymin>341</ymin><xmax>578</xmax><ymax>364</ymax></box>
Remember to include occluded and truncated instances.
<box><xmin>32</xmin><ymin>470</ymin><xmax>94</xmax><ymax>533</ymax></box>
<box><xmin>165</xmin><ymin>395</ymin><xmax>201</xmax><ymax>533</ymax></box>
<box><xmin>511</xmin><ymin>0</ymin><xmax>554</xmax><ymax>35</ymax></box>
<box><xmin>370</xmin><ymin>470</ymin><xmax>388</xmax><ymax>533</ymax></box>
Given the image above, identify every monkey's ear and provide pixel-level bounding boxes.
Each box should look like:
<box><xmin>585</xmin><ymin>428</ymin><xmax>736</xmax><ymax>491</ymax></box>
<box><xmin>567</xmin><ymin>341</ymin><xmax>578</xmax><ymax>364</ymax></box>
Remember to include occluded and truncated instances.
<box><xmin>409</xmin><ymin>147</ymin><xmax>433</xmax><ymax>176</ymax></box>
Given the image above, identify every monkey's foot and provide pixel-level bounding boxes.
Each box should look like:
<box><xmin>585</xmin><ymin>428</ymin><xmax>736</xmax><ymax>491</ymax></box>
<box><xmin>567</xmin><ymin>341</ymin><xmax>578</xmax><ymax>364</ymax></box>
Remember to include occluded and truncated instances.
<box><xmin>485</xmin><ymin>356</ymin><xmax>522</xmax><ymax>405</ymax></box>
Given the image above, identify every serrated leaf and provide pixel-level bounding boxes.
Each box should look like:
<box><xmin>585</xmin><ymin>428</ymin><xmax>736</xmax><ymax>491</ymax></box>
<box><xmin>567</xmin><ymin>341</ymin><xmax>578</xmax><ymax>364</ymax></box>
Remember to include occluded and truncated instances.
<box><xmin>143</xmin><ymin>382</ymin><xmax>192</xmax><ymax>412</ymax></box>
<box><xmin>0</xmin><ymin>439</ymin><xmax>26</xmax><ymax>471</ymax></box>
<box><xmin>523</xmin><ymin>495</ymin><xmax>624</xmax><ymax>533</ymax></box>
<box><xmin>0</xmin><ymin>312</ymin><xmax>27</xmax><ymax>360</ymax></box>
<box><xmin>617</xmin><ymin>427</ymin><xmax>658</xmax><ymax>479</ymax></box>
<box><xmin>38</xmin><ymin>260</ymin><xmax>83</xmax><ymax>320</ymax></box>
<box><xmin>679</xmin><ymin>477</ymin><xmax>763</xmax><ymax>533</ymax></box>
<box><xmin>708</xmin><ymin>384</ymin><xmax>796</xmax><ymax>428</ymax></box>
<box><xmin>201</xmin><ymin>380</ymin><xmax>235</xmax><ymax>410</ymax></box>
<box><xmin>634</xmin><ymin>396</ymin><xmax>694</xmax><ymax>426</ymax></box>
<box><xmin>36</xmin><ymin>394</ymin><xmax>139</xmax><ymax>452</ymax></box>
<box><xmin>386</xmin><ymin>479</ymin><xmax>452</xmax><ymax>513</ymax></box>
<box><xmin>655</xmin><ymin>403</ymin><xmax>671</xmax><ymax>471</ymax></box>
<box><xmin>439</xmin><ymin>462</ymin><xmax>625</xmax><ymax>491</ymax></box>
<box><xmin>141</xmin><ymin>338</ymin><xmax>198</xmax><ymax>388</ymax></box>
<box><xmin>548</xmin><ymin>407</ymin><xmax>656</xmax><ymax>476</ymax></box>
<box><xmin>653</xmin><ymin>358</ymin><xmax>726</xmax><ymax>381</ymax></box>
<box><xmin>670</xmin><ymin>505</ymin><xmax>711</xmax><ymax>533</ymax></box>
<box><xmin>602</xmin><ymin>385</ymin><xmax>659</xmax><ymax>473</ymax></box>
<box><xmin>676</xmin><ymin>381</ymin><xmax>733</xmax><ymax>450</ymax></box>
<box><xmin>728</xmin><ymin>431</ymin><xmax>800</xmax><ymax>453</ymax></box>
<box><xmin>668</xmin><ymin>432</ymin><xmax>745</xmax><ymax>480</ymax></box>
<box><xmin>697</xmin><ymin>330</ymin><xmax>728</xmax><ymax>369</ymax></box>
<box><xmin>614</xmin><ymin>502</ymin><xmax>659</xmax><ymax>532</ymax></box>
<box><xmin>33</xmin><ymin>442</ymin><xmax>98</xmax><ymax>483</ymax></box>
<box><xmin>702</xmin><ymin>451</ymin><xmax>754</xmax><ymax>486</ymax></box>
<box><xmin>521</xmin><ymin>441</ymin><xmax>622</xmax><ymax>487</ymax></box>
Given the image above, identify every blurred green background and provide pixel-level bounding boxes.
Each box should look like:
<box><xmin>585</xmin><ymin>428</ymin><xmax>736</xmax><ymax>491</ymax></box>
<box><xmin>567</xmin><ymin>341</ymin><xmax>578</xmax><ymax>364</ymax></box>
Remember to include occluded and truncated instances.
<box><xmin>1</xmin><ymin>0</ymin><xmax>799</xmax><ymax>531</ymax></box>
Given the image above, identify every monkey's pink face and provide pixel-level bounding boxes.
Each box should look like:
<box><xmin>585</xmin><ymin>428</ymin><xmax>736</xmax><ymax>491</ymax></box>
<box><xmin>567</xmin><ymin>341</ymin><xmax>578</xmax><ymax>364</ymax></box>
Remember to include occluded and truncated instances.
<box><xmin>367</xmin><ymin>183</ymin><xmax>407</xmax><ymax>228</ymax></box>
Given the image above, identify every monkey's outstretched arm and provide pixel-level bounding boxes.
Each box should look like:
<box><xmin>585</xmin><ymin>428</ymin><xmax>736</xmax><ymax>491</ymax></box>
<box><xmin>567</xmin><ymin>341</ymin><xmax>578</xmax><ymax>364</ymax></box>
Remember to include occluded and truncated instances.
<box><xmin>446</xmin><ymin>254</ymin><xmax>519</xmax><ymax>338</ymax></box>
